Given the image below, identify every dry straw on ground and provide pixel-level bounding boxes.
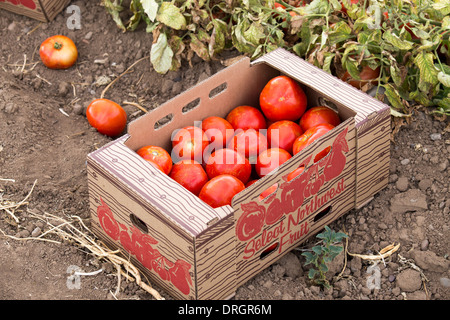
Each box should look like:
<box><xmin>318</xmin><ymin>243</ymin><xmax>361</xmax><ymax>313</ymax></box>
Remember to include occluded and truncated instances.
<box><xmin>0</xmin><ymin>180</ymin><xmax>164</xmax><ymax>300</ymax></box>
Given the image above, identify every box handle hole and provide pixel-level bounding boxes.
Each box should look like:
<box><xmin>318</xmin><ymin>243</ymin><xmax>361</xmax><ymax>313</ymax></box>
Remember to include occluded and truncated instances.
<box><xmin>317</xmin><ymin>97</ymin><xmax>339</xmax><ymax>113</ymax></box>
<box><xmin>313</xmin><ymin>205</ymin><xmax>332</xmax><ymax>223</ymax></box>
<box><xmin>260</xmin><ymin>242</ymin><xmax>279</xmax><ymax>260</ymax></box>
<box><xmin>154</xmin><ymin>113</ymin><xmax>174</xmax><ymax>130</ymax></box>
<box><xmin>209</xmin><ymin>82</ymin><xmax>227</xmax><ymax>99</ymax></box>
<box><xmin>130</xmin><ymin>214</ymin><xmax>149</xmax><ymax>234</ymax></box>
<box><xmin>182</xmin><ymin>97</ymin><xmax>201</xmax><ymax>114</ymax></box>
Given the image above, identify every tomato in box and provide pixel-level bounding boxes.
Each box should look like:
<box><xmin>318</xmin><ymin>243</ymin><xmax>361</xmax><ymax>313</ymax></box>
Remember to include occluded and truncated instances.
<box><xmin>267</xmin><ymin>120</ymin><xmax>303</xmax><ymax>154</ymax></box>
<box><xmin>169</xmin><ymin>160</ymin><xmax>208</xmax><ymax>196</ymax></box>
<box><xmin>171</xmin><ymin>126</ymin><xmax>209</xmax><ymax>163</ymax></box>
<box><xmin>226</xmin><ymin>105</ymin><xmax>267</xmax><ymax>131</ymax></box>
<box><xmin>136</xmin><ymin>145</ymin><xmax>173</xmax><ymax>175</ymax></box>
<box><xmin>227</xmin><ymin>129</ymin><xmax>268</xmax><ymax>163</ymax></box>
<box><xmin>293</xmin><ymin>123</ymin><xmax>335</xmax><ymax>162</ymax></box>
<box><xmin>299</xmin><ymin>106</ymin><xmax>341</xmax><ymax>132</ymax></box>
<box><xmin>199</xmin><ymin>174</ymin><xmax>245</xmax><ymax>208</ymax></box>
<box><xmin>205</xmin><ymin>148</ymin><xmax>252</xmax><ymax>184</ymax></box>
<box><xmin>255</xmin><ymin>148</ymin><xmax>292</xmax><ymax>177</ymax></box>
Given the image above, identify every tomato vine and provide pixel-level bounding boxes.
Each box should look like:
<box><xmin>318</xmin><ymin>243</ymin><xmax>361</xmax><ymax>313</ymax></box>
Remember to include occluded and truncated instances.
<box><xmin>102</xmin><ymin>0</ymin><xmax>450</xmax><ymax>117</ymax></box>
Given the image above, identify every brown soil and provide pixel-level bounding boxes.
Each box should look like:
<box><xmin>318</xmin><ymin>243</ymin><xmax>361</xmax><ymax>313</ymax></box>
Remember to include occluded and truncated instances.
<box><xmin>0</xmin><ymin>1</ymin><xmax>449</xmax><ymax>301</ymax></box>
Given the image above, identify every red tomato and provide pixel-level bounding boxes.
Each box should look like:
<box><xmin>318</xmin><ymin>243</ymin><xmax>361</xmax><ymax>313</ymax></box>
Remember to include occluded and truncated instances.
<box><xmin>259</xmin><ymin>75</ymin><xmax>308</xmax><ymax>122</ymax></box>
<box><xmin>245</xmin><ymin>179</ymin><xmax>259</xmax><ymax>187</ymax></box>
<box><xmin>227</xmin><ymin>129</ymin><xmax>268</xmax><ymax>163</ymax></box>
<box><xmin>199</xmin><ymin>174</ymin><xmax>245</xmax><ymax>208</ymax></box>
<box><xmin>201</xmin><ymin>116</ymin><xmax>234</xmax><ymax>148</ymax></box>
<box><xmin>287</xmin><ymin>166</ymin><xmax>305</xmax><ymax>181</ymax></box>
<box><xmin>169</xmin><ymin>160</ymin><xmax>209</xmax><ymax>196</ymax></box>
<box><xmin>255</xmin><ymin>148</ymin><xmax>292</xmax><ymax>177</ymax></box>
<box><xmin>39</xmin><ymin>35</ymin><xmax>78</xmax><ymax>69</ymax></box>
<box><xmin>267</xmin><ymin>120</ymin><xmax>303</xmax><ymax>154</ymax></box>
<box><xmin>226</xmin><ymin>106</ymin><xmax>267</xmax><ymax>131</ymax></box>
<box><xmin>136</xmin><ymin>145</ymin><xmax>173</xmax><ymax>175</ymax></box>
<box><xmin>86</xmin><ymin>99</ymin><xmax>127</xmax><ymax>137</ymax></box>
<box><xmin>205</xmin><ymin>148</ymin><xmax>252</xmax><ymax>184</ymax></box>
<box><xmin>259</xmin><ymin>183</ymin><xmax>278</xmax><ymax>201</ymax></box>
<box><xmin>292</xmin><ymin>123</ymin><xmax>334</xmax><ymax>161</ymax></box>
<box><xmin>340</xmin><ymin>65</ymin><xmax>381</xmax><ymax>89</ymax></box>
<box><xmin>299</xmin><ymin>106</ymin><xmax>341</xmax><ymax>132</ymax></box>
<box><xmin>171</xmin><ymin>126</ymin><xmax>209</xmax><ymax>163</ymax></box>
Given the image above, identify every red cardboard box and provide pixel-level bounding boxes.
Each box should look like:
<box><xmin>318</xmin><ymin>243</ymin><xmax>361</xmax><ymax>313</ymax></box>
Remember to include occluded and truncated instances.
<box><xmin>0</xmin><ymin>0</ymin><xmax>70</xmax><ymax>22</ymax></box>
<box><xmin>87</xmin><ymin>48</ymin><xmax>390</xmax><ymax>300</ymax></box>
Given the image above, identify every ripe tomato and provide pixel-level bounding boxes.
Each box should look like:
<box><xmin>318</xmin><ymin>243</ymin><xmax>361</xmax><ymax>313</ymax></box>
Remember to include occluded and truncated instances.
<box><xmin>260</xmin><ymin>75</ymin><xmax>308</xmax><ymax>122</ymax></box>
<box><xmin>292</xmin><ymin>123</ymin><xmax>334</xmax><ymax>162</ymax></box>
<box><xmin>339</xmin><ymin>65</ymin><xmax>381</xmax><ymax>89</ymax></box>
<box><xmin>201</xmin><ymin>116</ymin><xmax>234</xmax><ymax>148</ymax></box>
<box><xmin>169</xmin><ymin>160</ymin><xmax>209</xmax><ymax>196</ymax></box>
<box><xmin>267</xmin><ymin>120</ymin><xmax>303</xmax><ymax>154</ymax></box>
<box><xmin>86</xmin><ymin>99</ymin><xmax>127</xmax><ymax>137</ymax></box>
<box><xmin>199</xmin><ymin>174</ymin><xmax>245</xmax><ymax>208</ymax></box>
<box><xmin>136</xmin><ymin>145</ymin><xmax>173</xmax><ymax>175</ymax></box>
<box><xmin>39</xmin><ymin>35</ymin><xmax>78</xmax><ymax>69</ymax></box>
<box><xmin>171</xmin><ymin>126</ymin><xmax>209</xmax><ymax>163</ymax></box>
<box><xmin>287</xmin><ymin>166</ymin><xmax>305</xmax><ymax>181</ymax></box>
<box><xmin>226</xmin><ymin>105</ymin><xmax>267</xmax><ymax>131</ymax></box>
<box><xmin>299</xmin><ymin>106</ymin><xmax>341</xmax><ymax>132</ymax></box>
<box><xmin>205</xmin><ymin>148</ymin><xmax>252</xmax><ymax>184</ymax></box>
<box><xmin>255</xmin><ymin>148</ymin><xmax>292</xmax><ymax>177</ymax></box>
<box><xmin>227</xmin><ymin>129</ymin><xmax>268</xmax><ymax>163</ymax></box>
<box><xmin>259</xmin><ymin>183</ymin><xmax>278</xmax><ymax>201</ymax></box>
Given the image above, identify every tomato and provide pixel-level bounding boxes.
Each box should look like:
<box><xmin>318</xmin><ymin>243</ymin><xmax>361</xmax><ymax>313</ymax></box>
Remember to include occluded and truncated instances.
<box><xmin>136</xmin><ymin>145</ymin><xmax>173</xmax><ymax>175</ymax></box>
<box><xmin>171</xmin><ymin>126</ymin><xmax>209</xmax><ymax>163</ymax></box>
<box><xmin>201</xmin><ymin>116</ymin><xmax>234</xmax><ymax>149</ymax></box>
<box><xmin>199</xmin><ymin>174</ymin><xmax>245</xmax><ymax>208</ymax></box>
<box><xmin>292</xmin><ymin>123</ymin><xmax>334</xmax><ymax>162</ymax></box>
<box><xmin>226</xmin><ymin>106</ymin><xmax>267</xmax><ymax>131</ymax></box>
<box><xmin>86</xmin><ymin>99</ymin><xmax>127</xmax><ymax>137</ymax></box>
<box><xmin>259</xmin><ymin>75</ymin><xmax>307</xmax><ymax>122</ymax></box>
<box><xmin>227</xmin><ymin>129</ymin><xmax>268</xmax><ymax>163</ymax></box>
<box><xmin>339</xmin><ymin>65</ymin><xmax>381</xmax><ymax>89</ymax></box>
<box><xmin>169</xmin><ymin>160</ymin><xmax>209</xmax><ymax>196</ymax></box>
<box><xmin>205</xmin><ymin>148</ymin><xmax>252</xmax><ymax>184</ymax></box>
<box><xmin>39</xmin><ymin>35</ymin><xmax>78</xmax><ymax>69</ymax></box>
<box><xmin>299</xmin><ymin>106</ymin><xmax>341</xmax><ymax>132</ymax></box>
<box><xmin>259</xmin><ymin>183</ymin><xmax>278</xmax><ymax>201</ymax></box>
<box><xmin>267</xmin><ymin>120</ymin><xmax>303</xmax><ymax>154</ymax></box>
<box><xmin>287</xmin><ymin>166</ymin><xmax>305</xmax><ymax>181</ymax></box>
<box><xmin>255</xmin><ymin>148</ymin><xmax>292</xmax><ymax>177</ymax></box>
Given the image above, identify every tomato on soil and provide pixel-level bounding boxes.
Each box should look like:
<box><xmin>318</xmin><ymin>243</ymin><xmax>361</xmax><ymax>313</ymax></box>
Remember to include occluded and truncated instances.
<box><xmin>169</xmin><ymin>160</ymin><xmax>209</xmax><ymax>196</ymax></box>
<box><xmin>199</xmin><ymin>174</ymin><xmax>245</xmax><ymax>208</ymax></box>
<box><xmin>171</xmin><ymin>126</ymin><xmax>209</xmax><ymax>163</ymax></box>
<box><xmin>259</xmin><ymin>75</ymin><xmax>307</xmax><ymax>122</ymax></box>
<box><xmin>86</xmin><ymin>98</ymin><xmax>127</xmax><ymax>137</ymax></box>
<box><xmin>226</xmin><ymin>105</ymin><xmax>267</xmax><ymax>131</ymax></box>
<box><xmin>255</xmin><ymin>148</ymin><xmax>292</xmax><ymax>177</ymax></box>
<box><xmin>267</xmin><ymin>120</ymin><xmax>303</xmax><ymax>154</ymax></box>
<box><xmin>39</xmin><ymin>35</ymin><xmax>78</xmax><ymax>69</ymax></box>
<box><xmin>227</xmin><ymin>129</ymin><xmax>268</xmax><ymax>163</ymax></box>
<box><xmin>299</xmin><ymin>106</ymin><xmax>341</xmax><ymax>132</ymax></box>
<box><xmin>205</xmin><ymin>148</ymin><xmax>252</xmax><ymax>184</ymax></box>
<box><xmin>136</xmin><ymin>145</ymin><xmax>173</xmax><ymax>175</ymax></box>
<box><xmin>292</xmin><ymin>123</ymin><xmax>334</xmax><ymax>162</ymax></box>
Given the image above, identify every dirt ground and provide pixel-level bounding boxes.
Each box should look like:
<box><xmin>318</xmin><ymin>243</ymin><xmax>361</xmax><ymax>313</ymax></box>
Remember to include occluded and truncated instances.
<box><xmin>0</xmin><ymin>1</ymin><xmax>449</xmax><ymax>301</ymax></box>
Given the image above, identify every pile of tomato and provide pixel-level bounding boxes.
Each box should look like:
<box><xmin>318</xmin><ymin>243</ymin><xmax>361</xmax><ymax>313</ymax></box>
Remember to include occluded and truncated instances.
<box><xmin>136</xmin><ymin>75</ymin><xmax>341</xmax><ymax>209</ymax></box>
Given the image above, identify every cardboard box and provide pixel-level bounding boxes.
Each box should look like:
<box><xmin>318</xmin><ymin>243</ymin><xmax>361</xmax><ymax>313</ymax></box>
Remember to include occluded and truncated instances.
<box><xmin>87</xmin><ymin>48</ymin><xmax>390</xmax><ymax>300</ymax></box>
<box><xmin>0</xmin><ymin>0</ymin><xmax>70</xmax><ymax>22</ymax></box>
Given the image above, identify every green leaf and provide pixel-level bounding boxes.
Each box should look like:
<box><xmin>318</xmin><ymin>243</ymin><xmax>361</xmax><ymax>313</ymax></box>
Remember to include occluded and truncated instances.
<box><xmin>103</xmin><ymin>0</ymin><xmax>126</xmax><ymax>32</ymax></box>
<box><xmin>150</xmin><ymin>32</ymin><xmax>174</xmax><ymax>74</ymax></box>
<box><xmin>302</xmin><ymin>251</ymin><xmax>315</xmax><ymax>264</ymax></box>
<box><xmin>208</xmin><ymin>19</ymin><xmax>227</xmax><ymax>56</ymax></box>
<box><xmin>438</xmin><ymin>71</ymin><xmax>450</xmax><ymax>87</ymax></box>
<box><xmin>443</xmin><ymin>16</ymin><xmax>450</xmax><ymax>30</ymax></box>
<box><xmin>157</xmin><ymin>2</ymin><xmax>187</xmax><ymax>30</ymax></box>
<box><xmin>312</xmin><ymin>246</ymin><xmax>323</xmax><ymax>255</ymax></box>
<box><xmin>383</xmin><ymin>30</ymin><xmax>414</xmax><ymax>51</ymax></box>
<box><xmin>432</xmin><ymin>0</ymin><xmax>450</xmax><ymax>15</ymax></box>
<box><xmin>322</xmin><ymin>52</ymin><xmax>335</xmax><ymax>74</ymax></box>
<box><xmin>308</xmin><ymin>268</ymin><xmax>317</xmax><ymax>279</ymax></box>
<box><xmin>414</xmin><ymin>52</ymin><xmax>439</xmax><ymax>88</ymax></box>
<box><xmin>383</xmin><ymin>83</ymin><xmax>405</xmax><ymax>110</ymax></box>
<box><xmin>141</xmin><ymin>0</ymin><xmax>159</xmax><ymax>22</ymax></box>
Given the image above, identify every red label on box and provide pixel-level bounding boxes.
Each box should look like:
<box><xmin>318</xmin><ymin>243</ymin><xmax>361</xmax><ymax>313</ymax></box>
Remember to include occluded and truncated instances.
<box><xmin>236</xmin><ymin>127</ymin><xmax>349</xmax><ymax>260</ymax></box>
<box><xmin>97</xmin><ymin>198</ymin><xmax>193</xmax><ymax>295</ymax></box>
<box><xmin>0</xmin><ymin>0</ymin><xmax>36</xmax><ymax>9</ymax></box>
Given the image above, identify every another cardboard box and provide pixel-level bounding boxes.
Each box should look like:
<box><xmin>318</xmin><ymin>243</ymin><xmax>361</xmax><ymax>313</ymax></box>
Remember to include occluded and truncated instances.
<box><xmin>87</xmin><ymin>48</ymin><xmax>390</xmax><ymax>300</ymax></box>
<box><xmin>0</xmin><ymin>0</ymin><xmax>70</xmax><ymax>22</ymax></box>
